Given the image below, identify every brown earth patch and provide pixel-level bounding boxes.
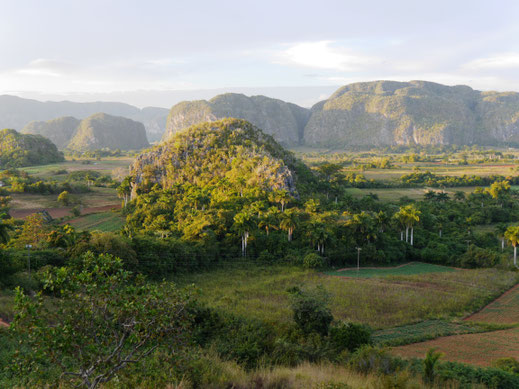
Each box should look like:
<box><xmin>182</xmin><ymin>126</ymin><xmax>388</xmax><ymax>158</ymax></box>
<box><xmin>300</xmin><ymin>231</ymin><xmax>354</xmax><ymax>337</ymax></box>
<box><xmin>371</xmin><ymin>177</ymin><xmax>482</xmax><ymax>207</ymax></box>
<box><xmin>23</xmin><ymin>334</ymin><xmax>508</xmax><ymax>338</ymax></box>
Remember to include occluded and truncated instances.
<box><xmin>464</xmin><ymin>284</ymin><xmax>519</xmax><ymax>324</ymax></box>
<box><xmin>392</xmin><ymin>327</ymin><xmax>519</xmax><ymax>367</ymax></box>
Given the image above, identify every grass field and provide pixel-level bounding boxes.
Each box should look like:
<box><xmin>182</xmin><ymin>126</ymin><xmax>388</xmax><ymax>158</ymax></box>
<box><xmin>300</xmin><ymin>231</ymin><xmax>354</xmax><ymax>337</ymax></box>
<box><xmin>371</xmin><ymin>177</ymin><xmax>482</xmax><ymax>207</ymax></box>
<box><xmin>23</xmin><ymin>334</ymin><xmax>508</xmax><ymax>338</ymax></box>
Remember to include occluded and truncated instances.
<box><xmin>325</xmin><ymin>262</ymin><xmax>456</xmax><ymax>278</ymax></box>
<box><xmin>68</xmin><ymin>211</ymin><xmax>125</xmax><ymax>232</ymax></box>
<box><xmin>173</xmin><ymin>264</ymin><xmax>518</xmax><ymax>329</ymax></box>
<box><xmin>345</xmin><ymin>186</ymin><xmax>479</xmax><ymax>201</ymax></box>
<box><xmin>9</xmin><ymin>186</ymin><xmax>120</xmax><ymax>210</ymax></box>
<box><xmin>19</xmin><ymin>157</ymin><xmax>133</xmax><ymax>181</ymax></box>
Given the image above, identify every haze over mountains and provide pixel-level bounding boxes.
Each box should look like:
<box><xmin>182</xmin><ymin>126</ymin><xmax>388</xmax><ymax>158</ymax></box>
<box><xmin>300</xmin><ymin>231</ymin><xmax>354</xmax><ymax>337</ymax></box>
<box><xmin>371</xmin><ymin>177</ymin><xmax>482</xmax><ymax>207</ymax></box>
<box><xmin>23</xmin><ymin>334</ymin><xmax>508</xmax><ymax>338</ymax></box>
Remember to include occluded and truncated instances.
<box><xmin>0</xmin><ymin>95</ymin><xmax>168</xmax><ymax>142</ymax></box>
<box><xmin>22</xmin><ymin>113</ymin><xmax>149</xmax><ymax>151</ymax></box>
<box><xmin>8</xmin><ymin>80</ymin><xmax>519</xmax><ymax>150</ymax></box>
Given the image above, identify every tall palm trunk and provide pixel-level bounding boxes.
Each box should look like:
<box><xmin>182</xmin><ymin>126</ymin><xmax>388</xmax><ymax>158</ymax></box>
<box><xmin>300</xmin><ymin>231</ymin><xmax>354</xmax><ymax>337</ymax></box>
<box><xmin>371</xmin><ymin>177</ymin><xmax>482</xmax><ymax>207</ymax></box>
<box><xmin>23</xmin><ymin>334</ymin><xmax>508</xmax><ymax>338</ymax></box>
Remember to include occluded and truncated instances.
<box><xmin>514</xmin><ymin>245</ymin><xmax>517</xmax><ymax>267</ymax></box>
<box><xmin>502</xmin><ymin>238</ymin><xmax>505</xmax><ymax>251</ymax></box>
<box><xmin>410</xmin><ymin>227</ymin><xmax>414</xmax><ymax>246</ymax></box>
<box><xmin>405</xmin><ymin>226</ymin><xmax>409</xmax><ymax>243</ymax></box>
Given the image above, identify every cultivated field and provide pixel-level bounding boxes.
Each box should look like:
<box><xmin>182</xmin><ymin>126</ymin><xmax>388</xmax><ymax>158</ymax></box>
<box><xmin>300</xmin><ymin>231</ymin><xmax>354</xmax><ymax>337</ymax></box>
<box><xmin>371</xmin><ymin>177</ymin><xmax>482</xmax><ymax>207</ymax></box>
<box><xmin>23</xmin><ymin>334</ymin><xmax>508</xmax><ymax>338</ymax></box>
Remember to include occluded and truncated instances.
<box><xmin>392</xmin><ymin>283</ymin><xmax>519</xmax><ymax>366</ymax></box>
<box><xmin>173</xmin><ymin>264</ymin><xmax>518</xmax><ymax>329</ymax></box>
<box><xmin>392</xmin><ymin>327</ymin><xmax>519</xmax><ymax>367</ymax></box>
<box><xmin>67</xmin><ymin>211</ymin><xmax>125</xmax><ymax>232</ymax></box>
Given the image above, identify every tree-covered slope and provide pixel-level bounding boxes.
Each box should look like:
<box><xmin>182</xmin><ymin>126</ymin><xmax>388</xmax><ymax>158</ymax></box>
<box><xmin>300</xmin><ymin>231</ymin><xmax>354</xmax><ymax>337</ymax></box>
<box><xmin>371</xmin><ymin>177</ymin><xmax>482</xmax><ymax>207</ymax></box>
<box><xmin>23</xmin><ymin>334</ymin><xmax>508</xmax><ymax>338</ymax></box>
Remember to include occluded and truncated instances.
<box><xmin>0</xmin><ymin>129</ymin><xmax>64</xmax><ymax>167</ymax></box>
<box><xmin>67</xmin><ymin>113</ymin><xmax>150</xmax><ymax>151</ymax></box>
<box><xmin>163</xmin><ymin>93</ymin><xmax>310</xmax><ymax>146</ymax></box>
<box><xmin>21</xmin><ymin>116</ymin><xmax>80</xmax><ymax>149</ymax></box>
<box><xmin>131</xmin><ymin>118</ymin><xmax>313</xmax><ymax>197</ymax></box>
<box><xmin>304</xmin><ymin>80</ymin><xmax>519</xmax><ymax>147</ymax></box>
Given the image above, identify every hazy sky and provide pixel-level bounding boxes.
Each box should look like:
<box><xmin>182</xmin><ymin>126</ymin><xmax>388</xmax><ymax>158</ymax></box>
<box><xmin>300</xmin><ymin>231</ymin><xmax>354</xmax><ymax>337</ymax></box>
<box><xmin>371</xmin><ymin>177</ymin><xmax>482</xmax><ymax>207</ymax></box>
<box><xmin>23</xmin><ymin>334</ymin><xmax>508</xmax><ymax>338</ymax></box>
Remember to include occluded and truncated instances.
<box><xmin>1</xmin><ymin>0</ymin><xmax>519</xmax><ymax>107</ymax></box>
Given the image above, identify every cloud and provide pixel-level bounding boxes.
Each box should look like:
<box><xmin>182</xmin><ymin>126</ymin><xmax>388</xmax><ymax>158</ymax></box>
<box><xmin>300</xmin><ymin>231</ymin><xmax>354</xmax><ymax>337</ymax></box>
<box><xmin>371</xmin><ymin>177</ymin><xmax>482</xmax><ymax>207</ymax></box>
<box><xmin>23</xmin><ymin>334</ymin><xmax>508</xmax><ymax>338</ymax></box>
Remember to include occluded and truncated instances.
<box><xmin>15</xmin><ymin>58</ymin><xmax>78</xmax><ymax>77</ymax></box>
<box><xmin>275</xmin><ymin>41</ymin><xmax>378</xmax><ymax>71</ymax></box>
<box><xmin>463</xmin><ymin>53</ymin><xmax>519</xmax><ymax>70</ymax></box>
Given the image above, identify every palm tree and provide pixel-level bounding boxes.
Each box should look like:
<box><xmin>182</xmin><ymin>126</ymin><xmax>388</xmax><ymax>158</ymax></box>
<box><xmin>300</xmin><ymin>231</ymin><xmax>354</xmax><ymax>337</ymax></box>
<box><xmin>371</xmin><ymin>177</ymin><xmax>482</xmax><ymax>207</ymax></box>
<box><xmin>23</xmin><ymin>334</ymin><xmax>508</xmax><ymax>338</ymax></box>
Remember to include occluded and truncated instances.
<box><xmin>505</xmin><ymin>226</ymin><xmax>519</xmax><ymax>267</ymax></box>
<box><xmin>258</xmin><ymin>207</ymin><xmax>279</xmax><ymax>236</ymax></box>
<box><xmin>233</xmin><ymin>211</ymin><xmax>255</xmax><ymax>256</ymax></box>
<box><xmin>270</xmin><ymin>190</ymin><xmax>291</xmax><ymax>212</ymax></box>
<box><xmin>394</xmin><ymin>205</ymin><xmax>421</xmax><ymax>245</ymax></box>
<box><xmin>279</xmin><ymin>208</ymin><xmax>298</xmax><ymax>242</ymax></box>
<box><xmin>496</xmin><ymin>223</ymin><xmax>508</xmax><ymax>251</ymax></box>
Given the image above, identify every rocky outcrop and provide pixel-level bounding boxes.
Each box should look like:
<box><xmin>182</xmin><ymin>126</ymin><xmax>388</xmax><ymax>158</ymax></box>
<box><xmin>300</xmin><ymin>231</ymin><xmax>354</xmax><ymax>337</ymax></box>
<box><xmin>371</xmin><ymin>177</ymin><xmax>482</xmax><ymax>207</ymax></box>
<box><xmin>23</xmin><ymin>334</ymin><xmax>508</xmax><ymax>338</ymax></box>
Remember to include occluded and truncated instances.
<box><xmin>304</xmin><ymin>80</ymin><xmax>519</xmax><ymax>147</ymax></box>
<box><xmin>67</xmin><ymin>113</ymin><xmax>149</xmax><ymax>151</ymax></box>
<box><xmin>163</xmin><ymin>94</ymin><xmax>310</xmax><ymax>146</ymax></box>
<box><xmin>21</xmin><ymin>116</ymin><xmax>80</xmax><ymax>149</ymax></box>
<box><xmin>131</xmin><ymin>118</ymin><xmax>302</xmax><ymax>199</ymax></box>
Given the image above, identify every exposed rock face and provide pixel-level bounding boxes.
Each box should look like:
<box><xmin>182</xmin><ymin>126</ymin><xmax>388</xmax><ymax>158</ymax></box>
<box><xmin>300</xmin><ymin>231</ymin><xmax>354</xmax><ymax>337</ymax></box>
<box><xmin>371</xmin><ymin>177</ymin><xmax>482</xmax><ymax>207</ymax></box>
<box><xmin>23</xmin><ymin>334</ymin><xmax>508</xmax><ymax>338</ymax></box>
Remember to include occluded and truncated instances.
<box><xmin>67</xmin><ymin>113</ymin><xmax>149</xmax><ymax>151</ymax></box>
<box><xmin>21</xmin><ymin>116</ymin><xmax>80</xmax><ymax>149</ymax></box>
<box><xmin>163</xmin><ymin>93</ymin><xmax>310</xmax><ymax>146</ymax></box>
<box><xmin>0</xmin><ymin>94</ymin><xmax>168</xmax><ymax>141</ymax></box>
<box><xmin>131</xmin><ymin>118</ymin><xmax>301</xmax><ymax>199</ymax></box>
<box><xmin>303</xmin><ymin>80</ymin><xmax>519</xmax><ymax>147</ymax></box>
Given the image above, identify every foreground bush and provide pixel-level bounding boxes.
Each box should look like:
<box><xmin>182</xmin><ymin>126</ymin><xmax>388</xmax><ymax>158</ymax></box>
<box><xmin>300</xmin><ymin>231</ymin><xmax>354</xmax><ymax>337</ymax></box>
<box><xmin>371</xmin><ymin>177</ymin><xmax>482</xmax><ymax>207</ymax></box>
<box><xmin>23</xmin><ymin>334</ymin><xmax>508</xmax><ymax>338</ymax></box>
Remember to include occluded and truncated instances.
<box><xmin>11</xmin><ymin>251</ymin><xmax>192</xmax><ymax>389</ymax></box>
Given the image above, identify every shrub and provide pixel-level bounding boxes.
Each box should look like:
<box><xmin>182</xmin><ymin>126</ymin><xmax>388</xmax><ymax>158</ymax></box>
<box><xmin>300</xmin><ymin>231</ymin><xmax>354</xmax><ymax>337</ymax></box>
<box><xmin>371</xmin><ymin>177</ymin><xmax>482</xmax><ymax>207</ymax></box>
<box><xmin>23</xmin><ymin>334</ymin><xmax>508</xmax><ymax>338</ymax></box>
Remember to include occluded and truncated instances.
<box><xmin>423</xmin><ymin>348</ymin><xmax>443</xmax><ymax>383</ymax></box>
<box><xmin>457</xmin><ymin>245</ymin><xmax>501</xmax><ymax>268</ymax></box>
<box><xmin>329</xmin><ymin>321</ymin><xmax>372</xmax><ymax>352</ymax></box>
<box><xmin>289</xmin><ymin>286</ymin><xmax>333</xmax><ymax>336</ymax></box>
<box><xmin>303</xmin><ymin>253</ymin><xmax>326</xmax><ymax>269</ymax></box>
<box><xmin>494</xmin><ymin>357</ymin><xmax>519</xmax><ymax>374</ymax></box>
<box><xmin>349</xmin><ymin>346</ymin><xmax>403</xmax><ymax>376</ymax></box>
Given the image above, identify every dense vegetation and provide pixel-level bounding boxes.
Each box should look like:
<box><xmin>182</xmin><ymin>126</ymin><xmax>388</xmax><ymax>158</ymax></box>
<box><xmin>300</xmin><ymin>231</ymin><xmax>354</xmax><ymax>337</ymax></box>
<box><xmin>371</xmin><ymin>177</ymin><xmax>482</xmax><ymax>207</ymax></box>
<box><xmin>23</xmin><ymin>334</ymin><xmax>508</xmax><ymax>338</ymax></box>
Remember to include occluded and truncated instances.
<box><xmin>3</xmin><ymin>120</ymin><xmax>519</xmax><ymax>387</ymax></box>
<box><xmin>0</xmin><ymin>129</ymin><xmax>64</xmax><ymax>168</ymax></box>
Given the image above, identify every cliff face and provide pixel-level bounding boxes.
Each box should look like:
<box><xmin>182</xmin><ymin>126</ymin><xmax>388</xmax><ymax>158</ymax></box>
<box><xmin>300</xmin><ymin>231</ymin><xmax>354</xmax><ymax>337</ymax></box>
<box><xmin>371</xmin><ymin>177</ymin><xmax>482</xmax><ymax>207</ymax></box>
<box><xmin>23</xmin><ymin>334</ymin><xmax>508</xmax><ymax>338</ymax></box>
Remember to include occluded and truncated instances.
<box><xmin>21</xmin><ymin>116</ymin><xmax>80</xmax><ymax>149</ymax></box>
<box><xmin>163</xmin><ymin>93</ymin><xmax>310</xmax><ymax>146</ymax></box>
<box><xmin>66</xmin><ymin>113</ymin><xmax>149</xmax><ymax>151</ymax></box>
<box><xmin>131</xmin><ymin>118</ymin><xmax>303</xmax><ymax>199</ymax></box>
<box><xmin>303</xmin><ymin>80</ymin><xmax>519</xmax><ymax>147</ymax></box>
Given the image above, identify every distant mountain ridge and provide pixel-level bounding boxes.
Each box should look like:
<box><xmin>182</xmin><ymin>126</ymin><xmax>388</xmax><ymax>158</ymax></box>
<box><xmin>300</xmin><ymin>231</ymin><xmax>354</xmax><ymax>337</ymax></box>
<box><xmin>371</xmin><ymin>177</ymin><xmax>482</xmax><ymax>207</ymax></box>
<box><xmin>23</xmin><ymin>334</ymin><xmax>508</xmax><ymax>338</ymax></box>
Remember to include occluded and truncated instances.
<box><xmin>0</xmin><ymin>95</ymin><xmax>168</xmax><ymax>142</ymax></box>
<box><xmin>22</xmin><ymin>113</ymin><xmax>149</xmax><ymax>151</ymax></box>
<box><xmin>164</xmin><ymin>81</ymin><xmax>519</xmax><ymax>148</ymax></box>
<box><xmin>9</xmin><ymin>81</ymin><xmax>519</xmax><ymax>148</ymax></box>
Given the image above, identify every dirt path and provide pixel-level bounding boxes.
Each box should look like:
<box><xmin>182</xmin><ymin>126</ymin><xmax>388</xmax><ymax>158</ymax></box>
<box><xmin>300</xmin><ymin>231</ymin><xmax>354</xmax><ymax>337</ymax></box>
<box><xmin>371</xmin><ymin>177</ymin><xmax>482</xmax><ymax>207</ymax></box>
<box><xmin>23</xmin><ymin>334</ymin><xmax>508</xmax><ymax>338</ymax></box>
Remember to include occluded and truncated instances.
<box><xmin>10</xmin><ymin>204</ymin><xmax>121</xmax><ymax>220</ymax></box>
<box><xmin>0</xmin><ymin>318</ymin><xmax>8</xmax><ymax>328</ymax></box>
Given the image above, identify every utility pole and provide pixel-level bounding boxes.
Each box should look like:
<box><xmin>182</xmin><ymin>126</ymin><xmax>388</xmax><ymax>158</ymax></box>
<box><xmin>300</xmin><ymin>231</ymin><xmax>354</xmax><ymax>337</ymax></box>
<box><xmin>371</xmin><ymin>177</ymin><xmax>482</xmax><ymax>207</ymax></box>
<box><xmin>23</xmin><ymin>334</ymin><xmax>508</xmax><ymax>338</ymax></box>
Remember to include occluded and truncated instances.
<box><xmin>356</xmin><ymin>247</ymin><xmax>362</xmax><ymax>271</ymax></box>
<box><xmin>25</xmin><ymin>244</ymin><xmax>32</xmax><ymax>277</ymax></box>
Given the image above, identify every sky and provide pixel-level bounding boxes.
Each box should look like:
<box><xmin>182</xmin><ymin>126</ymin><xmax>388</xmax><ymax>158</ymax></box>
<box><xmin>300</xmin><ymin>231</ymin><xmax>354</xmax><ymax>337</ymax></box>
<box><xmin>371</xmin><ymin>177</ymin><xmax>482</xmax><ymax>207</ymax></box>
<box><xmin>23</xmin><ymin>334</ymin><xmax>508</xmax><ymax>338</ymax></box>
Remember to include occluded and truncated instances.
<box><xmin>1</xmin><ymin>0</ymin><xmax>519</xmax><ymax>107</ymax></box>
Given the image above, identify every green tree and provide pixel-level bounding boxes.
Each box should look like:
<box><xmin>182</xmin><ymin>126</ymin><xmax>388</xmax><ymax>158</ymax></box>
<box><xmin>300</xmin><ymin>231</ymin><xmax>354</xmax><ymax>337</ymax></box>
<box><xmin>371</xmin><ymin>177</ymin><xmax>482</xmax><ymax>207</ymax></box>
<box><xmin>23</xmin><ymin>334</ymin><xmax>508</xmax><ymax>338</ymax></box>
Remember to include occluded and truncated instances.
<box><xmin>423</xmin><ymin>348</ymin><xmax>443</xmax><ymax>384</ymax></box>
<box><xmin>116</xmin><ymin>176</ymin><xmax>133</xmax><ymax>207</ymax></box>
<box><xmin>505</xmin><ymin>226</ymin><xmax>519</xmax><ymax>267</ymax></box>
<box><xmin>12</xmin><ymin>252</ymin><xmax>191</xmax><ymax>389</ymax></box>
<box><xmin>280</xmin><ymin>208</ymin><xmax>299</xmax><ymax>242</ymax></box>
<box><xmin>57</xmin><ymin>190</ymin><xmax>71</xmax><ymax>206</ymax></box>
<box><xmin>233</xmin><ymin>210</ymin><xmax>255</xmax><ymax>256</ymax></box>
<box><xmin>289</xmin><ymin>286</ymin><xmax>333</xmax><ymax>336</ymax></box>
